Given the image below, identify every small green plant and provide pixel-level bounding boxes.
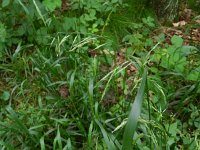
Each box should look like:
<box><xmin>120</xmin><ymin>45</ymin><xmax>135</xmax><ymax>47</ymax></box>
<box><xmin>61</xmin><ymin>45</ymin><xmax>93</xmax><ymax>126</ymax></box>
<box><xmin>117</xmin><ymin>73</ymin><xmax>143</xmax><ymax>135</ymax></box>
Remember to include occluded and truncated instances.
<box><xmin>0</xmin><ymin>91</ymin><xmax>10</xmax><ymax>101</ymax></box>
<box><xmin>0</xmin><ymin>0</ymin><xmax>200</xmax><ymax>149</ymax></box>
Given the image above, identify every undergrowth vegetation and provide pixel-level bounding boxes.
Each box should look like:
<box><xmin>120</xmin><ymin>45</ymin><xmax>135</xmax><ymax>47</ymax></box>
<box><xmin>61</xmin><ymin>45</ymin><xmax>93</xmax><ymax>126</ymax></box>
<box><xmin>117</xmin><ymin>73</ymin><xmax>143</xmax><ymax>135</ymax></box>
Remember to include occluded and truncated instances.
<box><xmin>0</xmin><ymin>0</ymin><xmax>200</xmax><ymax>149</ymax></box>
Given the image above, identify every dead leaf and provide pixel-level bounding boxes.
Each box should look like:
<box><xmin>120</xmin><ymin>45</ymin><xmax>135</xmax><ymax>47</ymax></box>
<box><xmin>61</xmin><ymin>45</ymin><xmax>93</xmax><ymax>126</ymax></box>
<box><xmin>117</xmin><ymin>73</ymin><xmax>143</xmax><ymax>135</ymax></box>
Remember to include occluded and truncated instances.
<box><xmin>59</xmin><ymin>86</ymin><xmax>69</xmax><ymax>98</ymax></box>
<box><xmin>195</xmin><ymin>19</ymin><xmax>200</xmax><ymax>24</ymax></box>
<box><xmin>61</xmin><ymin>0</ymin><xmax>70</xmax><ymax>12</ymax></box>
<box><xmin>172</xmin><ymin>21</ymin><xmax>186</xmax><ymax>27</ymax></box>
<box><xmin>172</xmin><ymin>22</ymin><xmax>180</xmax><ymax>27</ymax></box>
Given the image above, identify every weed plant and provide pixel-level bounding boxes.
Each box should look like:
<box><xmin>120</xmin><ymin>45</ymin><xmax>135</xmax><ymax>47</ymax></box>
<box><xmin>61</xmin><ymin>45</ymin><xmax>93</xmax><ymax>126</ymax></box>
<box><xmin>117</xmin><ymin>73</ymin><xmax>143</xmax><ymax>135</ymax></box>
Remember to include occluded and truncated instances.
<box><xmin>0</xmin><ymin>0</ymin><xmax>200</xmax><ymax>150</ymax></box>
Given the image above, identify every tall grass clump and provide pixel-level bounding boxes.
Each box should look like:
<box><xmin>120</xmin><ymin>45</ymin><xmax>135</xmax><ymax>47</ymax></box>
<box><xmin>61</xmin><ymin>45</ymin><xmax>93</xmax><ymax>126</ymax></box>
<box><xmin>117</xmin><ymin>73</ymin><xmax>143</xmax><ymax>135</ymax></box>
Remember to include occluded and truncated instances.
<box><xmin>0</xmin><ymin>0</ymin><xmax>200</xmax><ymax>149</ymax></box>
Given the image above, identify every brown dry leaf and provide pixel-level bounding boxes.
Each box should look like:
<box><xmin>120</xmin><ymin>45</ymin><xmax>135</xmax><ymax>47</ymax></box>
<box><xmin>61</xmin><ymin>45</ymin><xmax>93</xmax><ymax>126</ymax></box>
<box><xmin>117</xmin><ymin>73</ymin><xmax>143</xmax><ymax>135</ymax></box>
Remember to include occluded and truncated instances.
<box><xmin>61</xmin><ymin>0</ymin><xmax>69</xmax><ymax>12</ymax></box>
<box><xmin>115</xmin><ymin>49</ymin><xmax>137</xmax><ymax>76</ymax></box>
<box><xmin>126</xmin><ymin>64</ymin><xmax>137</xmax><ymax>76</ymax></box>
<box><xmin>89</xmin><ymin>49</ymin><xmax>114</xmax><ymax>57</ymax></box>
<box><xmin>172</xmin><ymin>21</ymin><xmax>186</xmax><ymax>27</ymax></box>
<box><xmin>116</xmin><ymin>52</ymin><xmax>125</xmax><ymax>65</ymax></box>
<box><xmin>180</xmin><ymin>20</ymin><xmax>186</xmax><ymax>26</ymax></box>
<box><xmin>89</xmin><ymin>50</ymin><xmax>99</xmax><ymax>57</ymax></box>
<box><xmin>172</xmin><ymin>22</ymin><xmax>180</xmax><ymax>27</ymax></box>
<box><xmin>184</xmin><ymin>9</ymin><xmax>192</xmax><ymax>20</ymax></box>
<box><xmin>129</xmin><ymin>65</ymin><xmax>136</xmax><ymax>72</ymax></box>
<box><xmin>102</xmin><ymin>91</ymin><xmax>118</xmax><ymax>107</ymax></box>
<box><xmin>195</xmin><ymin>19</ymin><xmax>200</xmax><ymax>24</ymax></box>
<box><xmin>59</xmin><ymin>86</ymin><xmax>69</xmax><ymax>98</ymax></box>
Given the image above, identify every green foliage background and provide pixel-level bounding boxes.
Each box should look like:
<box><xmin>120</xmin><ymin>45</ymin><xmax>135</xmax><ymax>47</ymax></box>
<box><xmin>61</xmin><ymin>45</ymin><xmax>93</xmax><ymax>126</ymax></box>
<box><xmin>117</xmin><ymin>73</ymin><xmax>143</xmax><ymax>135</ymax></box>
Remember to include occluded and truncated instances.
<box><xmin>0</xmin><ymin>0</ymin><xmax>199</xmax><ymax>149</ymax></box>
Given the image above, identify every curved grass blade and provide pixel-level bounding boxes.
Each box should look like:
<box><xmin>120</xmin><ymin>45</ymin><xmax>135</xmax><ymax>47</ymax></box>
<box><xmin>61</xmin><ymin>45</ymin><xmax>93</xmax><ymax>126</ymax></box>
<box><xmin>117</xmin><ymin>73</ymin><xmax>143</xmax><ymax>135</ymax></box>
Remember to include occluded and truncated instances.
<box><xmin>40</xmin><ymin>136</ymin><xmax>46</xmax><ymax>150</ymax></box>
<box><xmin>32</xmin><ymin>0</ymin><xmax>46</xmax><ymax>26</ymax></box>
<box><xmin>53</xmin><ymin>126</ymin><xmax>62</xmax><ymax>150</ymax></box>
<box><xmin>16</xmin><ymin>0</ymin><xmax>29</xmax><ymax>14</ymax></box>
<box><xmin>87</xmin><ymin>121</ymin><xmax>93</xmax><ymax>148</ymax></box>
<box><xmin>63</xmin><ymin>138</ymin><xmax>72</xmax><ymax>150</ymax></box>
<box><xmin>6</xmin><ymin>107</ymin><xmax>29</xmax><ymax>135</ymax></box>
<box><xmin>122</xmin><ymin>69</ymin><xmax>147</xmax><ymax>150</ymax></box>
<box><xmin>95</xmin><ymin>119</ymin><xmax>116</xmax><ymax>150</ymax></box>
<box><xmin>0</xmin><ymin>141</ymin><xmax>15</xmax><ymax>150</ymax></box>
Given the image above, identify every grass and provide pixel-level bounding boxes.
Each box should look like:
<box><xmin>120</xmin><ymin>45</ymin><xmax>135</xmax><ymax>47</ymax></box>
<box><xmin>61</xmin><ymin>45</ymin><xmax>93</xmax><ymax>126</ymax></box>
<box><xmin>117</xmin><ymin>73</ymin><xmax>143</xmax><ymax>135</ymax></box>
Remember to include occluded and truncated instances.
<box><xmin>122</xmin><ymin>68</ymin><xmax>147</xmax><ymax>150</ymax></box>
<box><xmin>0</xmin><ymin>1</ymin><xmax>200</xmax><ymax>149</ymax></box>
<box><xmin>0</xmin><ymin>33</ymin><xmax>149</xmax><ymax>149</ymax></box>
<box><xmin>1</xmin><ymin>35</ymin><xmax>199</xmax><ymax>149</ymax></box>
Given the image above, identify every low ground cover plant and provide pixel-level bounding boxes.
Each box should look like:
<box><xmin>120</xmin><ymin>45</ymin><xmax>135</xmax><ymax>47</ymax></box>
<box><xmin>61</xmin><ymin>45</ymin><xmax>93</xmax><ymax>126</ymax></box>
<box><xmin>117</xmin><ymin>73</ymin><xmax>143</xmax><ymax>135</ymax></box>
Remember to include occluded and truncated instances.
<box><xmin>0</xmin><ymin>0</ymin><xmax>199</xmax><ymax>149</ymax></box>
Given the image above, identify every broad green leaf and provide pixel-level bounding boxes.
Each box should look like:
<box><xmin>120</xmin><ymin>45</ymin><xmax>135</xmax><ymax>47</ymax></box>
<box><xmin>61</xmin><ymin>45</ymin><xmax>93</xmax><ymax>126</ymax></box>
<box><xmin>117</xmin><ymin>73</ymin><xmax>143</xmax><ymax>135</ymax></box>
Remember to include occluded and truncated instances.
<box><xmin>36</xmin><ymin>27</ymin><xmax>49</xmax><ymax>45</ymax></box>
<box><xmin>122</xmin><ymin>69</ymin><xmax>147</xmax><ymax>150</ymax></box>
<box><xmin>186</xmin><ymin>67</ymin><xmax>200</xmax><ymax>81</ymax></box>
<box><xmin>172</xmin><ymin>52</ymin><xmax>180</xmax><ymax>62</ymax></box>
<box><xmin>181</xmin><ymin>45</ymin><xmax>197</xmax><ymax>55</ymax></box>
<box><xmin>171</xmin><ymin>35</ymin><xmax>183</xmax><ymax>47</ymax></box>
<box><xmin>142</xmin><ymin>17</ymin><xmax>155</xmax><ymax>27</ymax></box>
<box><xmin>63</xmin><ymin>17</ymin><xmax>77</xmax><ymax>32</ymax></box>
<box><xmin>167</xmin><ymin>137</ymin><xmax>175</xmax><ymax>146</ymax></box>
<box><xmin>174</xmin><ymin>57</ymin><xmax>187</xmax><ymax>73</ymax></box>
<box><xmin>0</xmin><ymin>91</ymin><xmax>10</xmax><ymax>101</ymax></box>
<box><xmin>2</xmin><ymin>0</ymin><xmax>10</xmax><ymax>7</ymax></box>
<box><xmin>168</xmin><ymin>122</ymin><xmax>178</xmax><ymax>136</ymax></box>
<box><xmin>43</xmin><ymin>0</ymin><xmax>62</xmax><ymax>12</ymax></box>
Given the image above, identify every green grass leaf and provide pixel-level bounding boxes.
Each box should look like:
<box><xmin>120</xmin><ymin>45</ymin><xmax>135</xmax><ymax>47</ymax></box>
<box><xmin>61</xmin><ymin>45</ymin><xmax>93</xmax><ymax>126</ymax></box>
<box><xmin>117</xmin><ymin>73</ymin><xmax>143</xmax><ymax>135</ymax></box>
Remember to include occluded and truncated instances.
<box><xmin>40</xmin><ymin>136</ymin><xmax>46</xmax><ymax>150</ymax></box>
<box><xmin>6</xmin><ymin>106</ymin><xmax>30</xmax><ymax>134</ymax></box>
<box><xmin>53</xmin><ymin>126</ymin><xmax>63</xmax><ymax>150</ymax></box>
<box><xmin>122</xmin><ymin>69</ymin><xmax>147</xmax><ymax>150</ymax></box>
<box><xmin>95</xmin><ymin>119</ymin><xmax>117</xmax><ymax>150</ymax></box>
<box><xmin>0</xmin><ymin>141</ymin><xmax>15</xmax><ymax>150</ymax></box>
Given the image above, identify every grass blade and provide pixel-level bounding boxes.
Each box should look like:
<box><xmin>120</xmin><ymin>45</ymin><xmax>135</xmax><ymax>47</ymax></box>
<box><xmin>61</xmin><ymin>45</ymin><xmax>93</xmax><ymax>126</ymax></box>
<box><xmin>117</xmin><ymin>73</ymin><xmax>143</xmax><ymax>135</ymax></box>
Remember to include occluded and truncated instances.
<box><xmin>6</xmin><ymin>106</ymin><xmax>30</xmax><ymax>135</ymax></box>
<box><xmin>63</xmin><ymin>138</ymin><xmax>72</xmax><ymax>150</ymax></box>
<box><xmin>16</xmin><ymin>0</ymin><xmax>29</xmax><ymax>14</ymax></box>
<box><xmin>40</xmin><ymin>136</ymin><xmax>46</xmax><ymax>150</ymax></box>
<box><xmin>0</xmin><ymin>141</ymin><xmax>15</xmax><ymax>150</ymax></box>
<box><xmin>87</xmin><ymin>121</ymin><xmax>93</xmax><ymax>148</ymax></box>
<box><xmin>32</xmin><ymin>0</ymin><xmax>46</xmax><ymax>26</ymax></box>
<box><xmin>122</xmin><ymin>68</ymin><xmax>147</xmax><ymax>150</ymax></box>
<box><xmin>53</xmin><ymin>126</ymin><xmax>62</xmax><ymax>150</ymax></box>
<box><xmin>95</xmin><ymin>119</ymin><xmax>116</xmax><ymax>150</ymax></box>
